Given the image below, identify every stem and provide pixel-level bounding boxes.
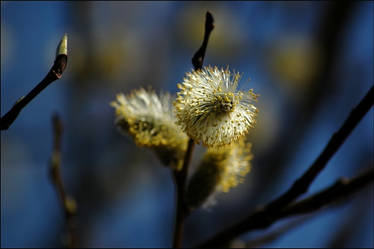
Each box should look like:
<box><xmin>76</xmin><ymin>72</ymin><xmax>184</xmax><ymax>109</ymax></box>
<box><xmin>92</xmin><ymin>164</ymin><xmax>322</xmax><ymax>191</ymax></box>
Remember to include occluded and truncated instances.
<box><xmin>192</xmin><ymin>12</ymin><xmax>214</xmax><ymax>71</ymax></box>
<box><xmin>173</xmin><ymin>139</ymin><xmax>195</xmax><ymax>248</ymax></box>
<box><xmin>50</xmin><ymin>114</ymin><xmax>77</xmax><ymax>248</ymax></box>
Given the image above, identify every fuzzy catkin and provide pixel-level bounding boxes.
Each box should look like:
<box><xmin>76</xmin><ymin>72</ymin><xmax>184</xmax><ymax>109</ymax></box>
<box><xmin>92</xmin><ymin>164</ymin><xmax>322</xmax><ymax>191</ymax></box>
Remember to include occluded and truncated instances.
<box><xmin>174</xmin><ymin>66</ymin><xmax>259</xmax><ymax>147</ymax></box>
<box><xmin>111</xmin><ymin>88</ymin><xmax>188</xmax><ymax>170</ymax></box>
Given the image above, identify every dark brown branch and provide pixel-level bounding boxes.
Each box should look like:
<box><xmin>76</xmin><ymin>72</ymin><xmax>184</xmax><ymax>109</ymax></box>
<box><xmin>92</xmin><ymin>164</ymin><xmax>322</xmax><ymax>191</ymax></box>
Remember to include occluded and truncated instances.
<box><xmin>172</xmin><ymin>138</ymin><xmax>195</xmax><ymax>248</ymax></box>
<box><xmin>198</xmin><ymin>168</ymin><xmax>374</xmax><ymax>248</ymax></box>
<box><xmin>172</xmin><ymin>11</ymin><xmax>215</xmax><ymax>248</ymax></box>
<box><xmin>254</xmin><ymin>2</ymin><xmax>358</xmax><ymax>202</ymax></box>
<box><xmin>50</xmin><ymin>113</ymin><xmax>77</xmax><ymax>248</ymax></box>
<box><xmin>191</xmin><ymin>11</ymin><xmax>214</xmax><ymax>71</ymax></box>
<box><xmin>241</xmin><ymin>168</ymin><xmax>374</xmax><ymax>248</ymax></box>
<box><xmin>1</xmin><ymin>34</ymin><xmax>68</xmax><ymax>130</ymax></box>
<box><xmin>326</xmin><ymin>196</ymin><xmax>367</xmax><ymax>248</ymax></box>
<box><xmin>244</xmin><ymin>215</ymin><xmax>315</xmax><ymax>248</ymax></box>
<box><xmin>279</xmin><ymin>168</ymin><xmax>374</xmax><ymax>217</ymax></box>
<box><xmin>267</xmin><ymin>85</ymin><xmax>374</xmax><ymax>210</ymax></box>
<box><xmin>197</xmin><ymin>85</ymin><xmax>374</xmax><ymax>247</ymax></box>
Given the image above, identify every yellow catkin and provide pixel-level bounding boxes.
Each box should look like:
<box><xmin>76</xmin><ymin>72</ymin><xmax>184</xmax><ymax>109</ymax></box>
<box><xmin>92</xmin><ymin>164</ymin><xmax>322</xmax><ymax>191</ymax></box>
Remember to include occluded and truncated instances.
<box><xmin>174</xmin><ymin>66</ymin><xmax>258</xmax><ymax>147</ymax></box>
<box><xmin>186</xmin><ymin>138</ymin><xmax>253</xmax><ymax>209</ymax></box>
<box><xmin>111</xmin><ymin>88</ymin><xmax>188</xmax><ymax>170</ymax></box>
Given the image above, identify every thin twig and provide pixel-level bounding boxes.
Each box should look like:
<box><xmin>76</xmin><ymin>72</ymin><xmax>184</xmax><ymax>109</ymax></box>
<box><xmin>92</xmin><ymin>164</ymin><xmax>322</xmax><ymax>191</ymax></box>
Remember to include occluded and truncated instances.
<box><xmin>267</xmin><ymin>85</ymin><xmax>374</xmax><ymax>210</ymax></box>
<box><xmin>239</xmin><ymin>168</ymin><xmax>374</xmax><ymax>248</ymax></box>
<box><xmin>172</xmin><ymin>138</ymin><xmax>195</xmax><ymax>248</ymax></box>
<box><xmin>243</xmin><ymin>214</ymin><xmax>315</xmax><ymax>248</ymax></box>
<box><xmin>279</xmin><ymin>168</ymin><xmax>374</xmax><ymax>217</ymax></box>
<box><xmin>196</xmin><ymin>85</ymin><xmax>374</xmax><ymax>247</ymax></box>
<box><xmin>198</xmin><ymin>168</ymin><xmax>374</xmax><ymax>248</ymax></box>
<box><xmin>50</xmin><ymin>113</ymin><xmax>77</xmax><ymax>248</ymax></box>
<box><xmin>172</xmin><ymin>11</ymin><xmax>215</xmax><ymax>249</ymax></box>
<box><xmin>192</xmin><ymin>11</ymin><xmax>214</xmax><ymax>71</ymax></box>
<box><xmin>254</xmin><ymin>2</ymin><xmax>357</xmax><ymax>206</ymax></box>
<box><xmin>1</xmin><ymin>34</ymin><xmax>68</xmax><ymax>130</ymax></box>
<box><xmin>326</xmin><ymin>196</ymin><xmax>367</xmax><ymax>248</ymax></box>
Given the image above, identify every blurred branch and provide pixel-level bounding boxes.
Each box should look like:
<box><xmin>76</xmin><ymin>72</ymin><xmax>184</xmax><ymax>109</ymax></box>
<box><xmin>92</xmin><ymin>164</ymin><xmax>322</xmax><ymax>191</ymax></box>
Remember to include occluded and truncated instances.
<box><xmin>252</xmin><ymin>1</ymin><xmax>358</xmax><ymax>206</ymax></box>
<box><xmin>326</xmin><ymin>196</ymin><xmax>367</xmax><ymax>248</ymax></box>
<box><xmin>265</xmin><ymin>85</ymin><xmax>373</xmax><ymax>209</ymax></box>
<box><xmin>172</xmin><ymin>11</ymin><xmax>215</xmax><ymax>249</ymax></box>
<box><xmin>50</xmin><ymin>113</ymin><xmax>77</xmax><ymax>248</ymax></box>
<box><xmin>1</xmin><ymin>34</ymin><xmax>68</xmax><ymax>130</ymax></box>
<box><xmin>196</xmin><ymin>85</ymin><xmax>374</xmax><ymax>247</ymax></box>
<box><xmin>243</xmin><ymin>215</ymin><xmax>315</xmax><ymax>248</ymax></box>
<box><xmin>198</xmin><ymin>168</ymin><xmax>374</xmax><ymax>248</ymax></box>
<box><xmin>235</xmin><ymin>168</ymin><xmax>373</xmax><ymax>247</ymax></box>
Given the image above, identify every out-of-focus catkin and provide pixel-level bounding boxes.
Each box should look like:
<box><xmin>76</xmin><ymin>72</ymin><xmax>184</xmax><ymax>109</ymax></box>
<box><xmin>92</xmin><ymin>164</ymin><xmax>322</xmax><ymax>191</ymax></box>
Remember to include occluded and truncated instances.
<box><xmin>186</xmin><ymin>138</ymin><xmax>253</xmax><ymax>209</ymax></box>
<box><xmin>111</xmin><ymin>88</ymin><xmax>188</xmax><ymax>170</ymax></box>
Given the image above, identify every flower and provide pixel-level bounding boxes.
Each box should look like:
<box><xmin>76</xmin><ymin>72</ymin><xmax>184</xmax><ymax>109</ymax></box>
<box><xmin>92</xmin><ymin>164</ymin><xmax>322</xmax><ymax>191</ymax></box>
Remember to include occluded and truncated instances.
<box><xmin>186</xmin><ymin>138</ymin><xmax>253</xmax><ymax>209</ymax></box>
<box><xmin>174</xmin><ymin>66</ymin><xmax>258</xmax><ymax>147</ymax></box>
<box><xmin>110</xmin><ymin>88</ymin><xmax>188</xmax><ymax>170</ymax></box>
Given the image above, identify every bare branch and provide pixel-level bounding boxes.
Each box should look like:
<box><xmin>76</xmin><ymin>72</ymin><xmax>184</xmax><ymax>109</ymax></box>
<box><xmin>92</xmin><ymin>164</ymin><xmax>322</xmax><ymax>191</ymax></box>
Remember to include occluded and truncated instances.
<box><xmin>267</xmin><ymin>85</ymin><xmax>373</xmax><ymax>210</ymax></box>
<box><xmin>254</xmin><ymin>2</ymin><xmax>358</xmax><ymax>206</ymax></box>
<box><xmin>191</xmin><ymin>11</ymin><xmax>215</xmax><ymax>71</ymax></box>
<box><xmin>239</xmin><ymin>168</ymin><xmax>373</xmax><ymax>248</ymax></box>
<box><xmin>279</xmin><ymin>168</ymin><xmax>374</xmax><ymax>217</ymax></box>
<box><xmin>49</xmin><ymin>113</ymin><xmax>77</xmax><ymax>248</ymax></box>
<box><xmin>243</xmin><ymin>215</ymin><xmax>315</xmax><ymax>248</ymax></box>
<box><xmin>326</xmin><ymin>198</ymin><xmax>367</xmax><ymax>248</ymax></box>
<box><xmin>1</xmin><ymin>34</ymin><xmax>68</xmax><ymax>130</ymax></box>
<box><xmin>172</xmin><ymin>139</ymin><xmax>195</xmax><ymax>248</ymax></box>
<box><xmin>198</xmin><ymin>168</ymin><xmax>374</xmax><ymax>248</ymax></box>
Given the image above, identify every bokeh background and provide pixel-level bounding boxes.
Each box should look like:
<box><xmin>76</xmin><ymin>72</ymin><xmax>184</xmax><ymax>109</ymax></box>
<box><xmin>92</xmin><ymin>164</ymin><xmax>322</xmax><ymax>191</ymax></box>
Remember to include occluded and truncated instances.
<box><xmin>1</xmin><ymin>1</ymin><xmax>373</xmax><ymax>248</ymax></box>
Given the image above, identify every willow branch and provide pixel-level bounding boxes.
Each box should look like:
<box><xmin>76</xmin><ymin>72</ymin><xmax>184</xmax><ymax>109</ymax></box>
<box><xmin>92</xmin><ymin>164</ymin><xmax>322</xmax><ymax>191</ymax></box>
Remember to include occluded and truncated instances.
<box><xmin>172</xmin><ymin>139</ymin><xmax>195</xmax><ymax>248</ymax></box>
<box><xmin>267</xmin><ymin>85</ymin><xmax>373</xmax><ymax>210</ymax></box>
<box><xmin>197</xmin><ymin>85</ymin><xmax>374</xmax><ymax>247</ymax></box>
<box><xmin>254</xmin><ymin>2</ymin><xmax>358</xmax><ymax>207</ymax></box>
<box><xmin>192</xmin><ymin>11</ymin><xmax>214</xmax><ymax>71</ymax></box>
<box><xmin>198</xmin><ymin>168</ymin><xmax>374</xmax><ymax>248</ymax></box>
<box><xmin>172</xmin><ymin>11</ymin><xmax>215</xmax><ymax>249</ymax></box>
<box><xmin>243</xmin><ymin>215</ymin><xmax>315</xmax><ymax>248</ymax></box>
<box><xmin>1</xmin><ymin>34</ymin><xmax>68</xmax><ymax>130</ymax></box>
<box><xmin>326</xmin><ymin>198</ymin><xmax>366</xmax><ymax>248</ymax></box>
<box><xmin>242</xmin><ymin>168</ymin><xmax>373</xmax><ymax>248</ymax></box>
<box><xmin>279</xmin><ymin>168</ymin><xmax>374</xmax><ymax>217</ymax></box>
<box><xmin>50</xmin><ymin>113</ymin><xmax>77</xmax><ymax>248</ymax></box>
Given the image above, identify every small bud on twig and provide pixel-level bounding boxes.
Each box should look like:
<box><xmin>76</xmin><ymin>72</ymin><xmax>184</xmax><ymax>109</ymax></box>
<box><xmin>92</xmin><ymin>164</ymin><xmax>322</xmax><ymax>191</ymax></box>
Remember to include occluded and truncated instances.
<box><xmin>53</xmin><ymin>33</ymin><xmax>68</xmax><ymax>78</ymax></box>
<box><xmin>0</xmin><ymin>33</ymin><xmax>69</xmax><ymax>130</ymax></box>
<box><xmin>56</xmin><ymin>33</ymin><xmax>68</xmax><ymax>57</ymax></box>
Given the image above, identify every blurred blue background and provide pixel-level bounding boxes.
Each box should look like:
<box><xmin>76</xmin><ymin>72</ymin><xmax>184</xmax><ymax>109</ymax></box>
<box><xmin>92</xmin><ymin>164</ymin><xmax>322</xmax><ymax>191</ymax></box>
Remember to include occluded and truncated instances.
<box><xmin>1</xmin><ymin>1</ymin><xmax>373</xmax><ymax>248</ymax></box>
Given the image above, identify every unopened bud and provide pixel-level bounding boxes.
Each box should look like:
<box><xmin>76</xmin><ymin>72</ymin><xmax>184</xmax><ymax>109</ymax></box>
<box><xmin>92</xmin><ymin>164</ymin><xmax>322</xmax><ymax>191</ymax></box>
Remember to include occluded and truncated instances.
<box><xmin>56</xmin><ymin>33</ymin><xmax>68</xmax><ymax>58</ymax></box>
